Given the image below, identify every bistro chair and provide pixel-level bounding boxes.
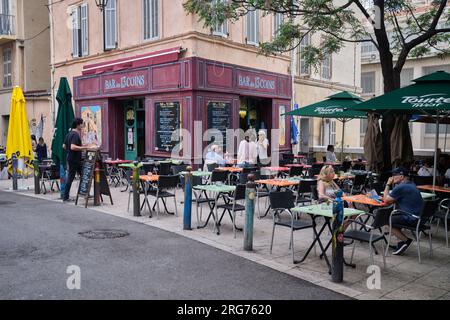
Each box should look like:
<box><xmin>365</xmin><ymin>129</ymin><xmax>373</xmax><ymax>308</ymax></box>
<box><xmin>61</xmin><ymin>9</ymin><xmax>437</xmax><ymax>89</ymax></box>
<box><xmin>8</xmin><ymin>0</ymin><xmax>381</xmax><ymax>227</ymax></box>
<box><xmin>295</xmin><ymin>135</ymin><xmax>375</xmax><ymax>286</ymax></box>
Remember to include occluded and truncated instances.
<box><xmin>343</xmin><ymin>206</ymin><xmax>392</xmax><ymax>269</ymax></box>
<box><xmin>40</xmin><ymin>164</ymin><xmax>60</xmax><ymax>194</ymax></box>
<box><xmin>217</xmin><ymin>184</ymin><xmax>246</xmax><ymax>238</ymax></box>
<box><xmin>282</xmin><ymin>153</ymin><xmax>294</xmax><ymax>164</ymax></box>
<box><xmin>352</xmin><ymin>163</ymin><xmax>366</xmax><ymax>171</ymax></box>
<box><xmin>269</xmin><ymin>191</ymin><xmax>313</xmax><ymax>264</ymax></box>
<box><xmin>294</xmin><ymin>179</ymin><xmax>317</xmax><ymax>206</ymax></box>
<box><xmin>142</xmin><ymin>163</ymin><xmax>156</xmax><ymax>175</ymax></box>
<box><xmin>158</xmin><ymin>162</ymin><xmax>172</xmax><ymax>176</ymax></box>
<box><xmin>411</xmin><ymin>175</ymin><xmax>434</xmax><ymax>186</ymax></box>
<box><xmin>310</xmin><ymin>185</ymin><xmax>319</xmax><ymax>202</ymax></box>
<box><xmin>289</xmin><ymin>166</ymin><xmax>304</xmax><ymax>178</ymax></box>
<box><xmin>308</xmin><ymin>164</ymin><xmax>323</xmax><ymax>178</ymax></box>
<box><xmin>210</xmin><ymin>169</ymin><xmax>229</xmax><ymax>185</ymax></box>
<box><xmin>147</xmin><ymin>175</ymin><xmax>180</xmax><ymax>219</ymax></box>
<box><xmin>386</xmin><ymin>198</ymin><xmax>439</xmax><ymax>263</ymax></box>
<box><xmin>207</xmin><ymin>163</ymin><xmax>219</xmax><ymax>172</ymax></box>
<box><xmin>432</xmin><ymin>199</ymin><xmax>450</xmax><ymax>248</ymax></box>
<box><xmin>340</xmin><ymin>161</ymin><xmax>352</xmax><ymax>173</ymax></box>
<box><xmin>350</xmin><ymin>173</ymin><xmax>368</xmax><ymax>194</ymax></box>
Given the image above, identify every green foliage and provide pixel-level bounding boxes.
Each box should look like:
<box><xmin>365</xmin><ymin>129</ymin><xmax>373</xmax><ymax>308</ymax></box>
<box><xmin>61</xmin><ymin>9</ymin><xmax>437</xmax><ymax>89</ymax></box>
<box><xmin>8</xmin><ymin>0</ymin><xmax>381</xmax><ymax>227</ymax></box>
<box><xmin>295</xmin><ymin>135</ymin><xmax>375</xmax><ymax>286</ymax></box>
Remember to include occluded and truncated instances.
<box><xmin>183</xmin><ymin>0</ymin><xmax>450</xmax><ymax>78</ymax></box>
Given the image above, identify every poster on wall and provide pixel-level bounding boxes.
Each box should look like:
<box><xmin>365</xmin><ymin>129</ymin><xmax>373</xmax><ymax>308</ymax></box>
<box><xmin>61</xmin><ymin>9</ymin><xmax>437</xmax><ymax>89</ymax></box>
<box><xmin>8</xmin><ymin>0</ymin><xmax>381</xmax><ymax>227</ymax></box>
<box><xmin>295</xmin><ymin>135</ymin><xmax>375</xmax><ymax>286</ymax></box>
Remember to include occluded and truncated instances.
<box><xmin>207</xmin><ymin>102</ymin><xmax>231</xmax><ymax>151</ymax></box>
<box><xmin>81</xmin><ymin>106</ymin><xmax>102</xmax><ymax>146</ymax></box>
<box><xmin>279</xmin><ymin>105</ymin><xmax>286</xmax><ymax>146</ymax></box>
<box><xmin>155</xmin><ymin>102</ymin><xmax>181</xmax><ymax>152</ymax></box>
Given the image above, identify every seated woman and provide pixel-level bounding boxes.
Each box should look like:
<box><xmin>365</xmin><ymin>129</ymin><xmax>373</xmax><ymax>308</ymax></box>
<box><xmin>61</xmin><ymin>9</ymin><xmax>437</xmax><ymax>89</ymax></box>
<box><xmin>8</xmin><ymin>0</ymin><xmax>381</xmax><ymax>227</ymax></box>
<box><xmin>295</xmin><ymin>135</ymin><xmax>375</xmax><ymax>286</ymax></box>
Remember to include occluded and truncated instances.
<box><xmin>317</xmin><ymin>165</ymin><xmax>353</xmax><ymax>208</ymax></box>
<box><xmin>417</xmin><ymin>160</ymin><xmax>433</xmax><ymax>177</ymax></box>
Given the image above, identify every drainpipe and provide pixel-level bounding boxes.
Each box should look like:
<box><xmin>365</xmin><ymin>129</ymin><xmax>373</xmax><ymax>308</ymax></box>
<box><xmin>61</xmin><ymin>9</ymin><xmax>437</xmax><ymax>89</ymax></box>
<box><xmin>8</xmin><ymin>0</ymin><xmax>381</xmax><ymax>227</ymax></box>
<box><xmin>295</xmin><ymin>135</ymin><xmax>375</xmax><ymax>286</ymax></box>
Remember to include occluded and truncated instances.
<box><xmin>48</xmin><ymin>0</ymin><xmax>56</xmax><ymax>126</ymax></box>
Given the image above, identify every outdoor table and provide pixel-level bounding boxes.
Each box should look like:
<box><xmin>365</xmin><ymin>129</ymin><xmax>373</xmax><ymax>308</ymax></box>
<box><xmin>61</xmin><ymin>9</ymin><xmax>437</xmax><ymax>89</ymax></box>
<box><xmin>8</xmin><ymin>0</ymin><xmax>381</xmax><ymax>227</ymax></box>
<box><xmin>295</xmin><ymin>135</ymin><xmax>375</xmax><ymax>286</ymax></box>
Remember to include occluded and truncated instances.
<box><xmin>180</xmin><ymin>171</ymin><xmax>212</xmax><ymax>177</ymax></box>
<box><xmin>343</xmin><ymin>194</ymin><xmax>387</xmax><ymax>207</ymax></box>
<box><xmin>314</xmin><ymin>162</ymin><xmax>341</xmax><ymax>166</ymax></box>
<box><xmin>216</xmin><ymin>167</ymin><xmax>243</xmax><ymax>173</ymax></box>
<box><xmin>291</xmin><ymin>204</ymin><xmax>365</xmax><ymax>272</ymax></box>
<box><xmin>284</xmin><ymin>164</ymin><xmax>306</xmax><ymax>168</ymax></box>
<box><xmin>193</xmin><ymin>184</ymin><xmax>236</xmax><ymax>235</ymax></box>
<box><xmin>417</xmin><ymin>185</ymin><xmax>450</xmax><ymax>194</ymax></box>
<box><xmin>261</xmin><ymin>166</ymin><xmax>290</xmax><ymax>178</ymax></box>
<box><xmin>315</xmin><ymin>174</ymin><xmax>355</xmax><ymax>181</ymax></box>
<box><xmin>139</xmin><ymin>174</ymin><xmax>160</xmax><ymax>215</ymax></box>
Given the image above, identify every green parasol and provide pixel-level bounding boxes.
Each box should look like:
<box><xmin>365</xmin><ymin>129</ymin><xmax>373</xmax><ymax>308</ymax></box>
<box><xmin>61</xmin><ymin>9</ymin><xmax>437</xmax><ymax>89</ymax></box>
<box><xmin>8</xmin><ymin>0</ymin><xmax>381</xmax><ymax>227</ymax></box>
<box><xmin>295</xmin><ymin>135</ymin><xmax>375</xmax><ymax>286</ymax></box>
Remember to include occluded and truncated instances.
<box><xmin>284</xmin><ymin>91</ymin><xmax>366</xmax><ymax>161</ymax></box>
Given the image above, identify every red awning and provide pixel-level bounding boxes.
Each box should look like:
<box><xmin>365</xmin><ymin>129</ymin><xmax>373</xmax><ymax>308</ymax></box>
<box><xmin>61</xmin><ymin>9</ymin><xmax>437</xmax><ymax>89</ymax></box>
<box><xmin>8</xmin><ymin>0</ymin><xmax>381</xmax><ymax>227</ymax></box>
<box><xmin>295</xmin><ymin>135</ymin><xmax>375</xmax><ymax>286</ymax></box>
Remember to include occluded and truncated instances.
<box><xmin>82</xmin><ymin>47</ymin><xmax>182</xmax><ymax>75</ymax></box>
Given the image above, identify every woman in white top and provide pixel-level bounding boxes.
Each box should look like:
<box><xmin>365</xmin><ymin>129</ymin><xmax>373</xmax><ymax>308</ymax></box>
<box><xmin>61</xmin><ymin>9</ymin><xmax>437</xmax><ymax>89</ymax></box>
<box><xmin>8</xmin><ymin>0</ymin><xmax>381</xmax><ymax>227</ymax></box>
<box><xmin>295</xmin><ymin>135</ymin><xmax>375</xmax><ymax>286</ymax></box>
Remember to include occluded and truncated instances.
<box><xmin>237</xmin><ymin>131</ymin><xmax>258</xmax><ymax>166</ymax></box>
<box><xmin>257</xmin><ymin>130</ymin><xmax>269</xmax><ymax>165</ymax></box>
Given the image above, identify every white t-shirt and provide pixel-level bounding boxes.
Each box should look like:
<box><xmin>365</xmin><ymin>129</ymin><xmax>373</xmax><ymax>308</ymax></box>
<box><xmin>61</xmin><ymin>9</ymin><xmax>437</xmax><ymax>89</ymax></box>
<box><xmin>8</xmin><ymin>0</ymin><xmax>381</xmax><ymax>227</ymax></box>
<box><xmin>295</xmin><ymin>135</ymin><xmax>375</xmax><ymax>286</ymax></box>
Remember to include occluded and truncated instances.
<box><xmin>418</xmin><ymin>166</ymin><xmax>433</xmax><ymax>177</ymax></box>
<box><xmin>326</xmin><ymin>151</ymin><xmax>337</xmax><ymax>163</ymax></box>
<box><xmin>257</xmin><ymin>138</ymin><xmax>269</xmax><ymax>160</ymax></box>
<box><xmin>237</xmin><ymin>140</ymin><xmax>258</xmax><ymax>164</ymax></box>
<box><xmin>445</xmin><ymin>168</ymin><xmax>450</xmax><ymax>179</ymax></box>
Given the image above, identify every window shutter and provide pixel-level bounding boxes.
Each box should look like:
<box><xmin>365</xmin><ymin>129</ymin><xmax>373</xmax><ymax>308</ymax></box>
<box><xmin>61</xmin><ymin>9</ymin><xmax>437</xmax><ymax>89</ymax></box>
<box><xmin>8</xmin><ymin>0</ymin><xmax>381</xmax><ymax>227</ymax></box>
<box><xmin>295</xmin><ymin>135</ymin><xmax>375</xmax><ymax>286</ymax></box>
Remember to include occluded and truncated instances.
<box><xmin>105</xmin><ymin>0</ymin><xmax>117</xmax><ymax>49</ymax></box>
<box><xmin>81</xmin><ymin>4</ymin><xmax>89</xmax><ymax>56</ymax></box>
<box><xmin>71</xmin><ymin>7</ymin><xmax>79</xmax><ymax>57</ymax></box>
<box><xmin>152</xmin><ymin>0</ymin><xmax>158</xmax><ymax>39</ymax></box>
<box><xmin>255</xmin><ymin>10</ymin><xmax>259</xmax><ymax>43</ymax></box>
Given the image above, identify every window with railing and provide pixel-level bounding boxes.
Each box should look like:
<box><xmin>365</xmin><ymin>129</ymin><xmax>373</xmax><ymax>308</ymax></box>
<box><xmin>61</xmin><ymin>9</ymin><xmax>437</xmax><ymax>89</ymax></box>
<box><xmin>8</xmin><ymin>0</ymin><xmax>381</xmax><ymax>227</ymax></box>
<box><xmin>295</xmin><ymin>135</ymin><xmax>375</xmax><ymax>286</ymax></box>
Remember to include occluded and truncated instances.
<box><xmin>321</xmin><ymin>53</ymin><xmax>332</xmax><ymax>80</ymax></box>
<box><xmin>361</xmin><ymin>72</ymin><xmax>375</xmax><ymax>94</ymax></box>
<box><xmin>273</xmin><ymin>13</ymin><xmax>283</xmax><ymax>38</ymax></box>
<box><xmin>400</xmin><ymin>68</ymin><xmax>414</xmax><ymax>87</ymax></box>
<box><xmin>3</xmin><ymin>47</ymin><xmax>11</xmax><ymax>88</ymax></box>
<box><xmin>71</xmin><ymin>4</ymin><xmax>89</xmax><ymax>58</ymax></box>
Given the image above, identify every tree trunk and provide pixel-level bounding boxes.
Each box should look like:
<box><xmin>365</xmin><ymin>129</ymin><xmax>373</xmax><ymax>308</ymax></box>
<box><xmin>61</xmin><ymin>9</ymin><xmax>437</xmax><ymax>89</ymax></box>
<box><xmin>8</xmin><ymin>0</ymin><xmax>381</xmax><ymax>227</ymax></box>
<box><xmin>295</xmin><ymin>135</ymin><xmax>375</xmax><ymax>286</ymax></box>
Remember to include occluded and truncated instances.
<box><xmin>379</xmin><ymin>57</ymin><xmax>401</xmax><ymax>171</ymax></box>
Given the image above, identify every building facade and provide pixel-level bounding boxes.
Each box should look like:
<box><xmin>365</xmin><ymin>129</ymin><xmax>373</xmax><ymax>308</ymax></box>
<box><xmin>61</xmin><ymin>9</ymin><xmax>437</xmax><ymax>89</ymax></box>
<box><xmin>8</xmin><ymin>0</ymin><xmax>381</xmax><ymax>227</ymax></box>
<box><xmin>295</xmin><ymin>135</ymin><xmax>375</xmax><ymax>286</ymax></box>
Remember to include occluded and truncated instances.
<box><xmin>360</xmin><ymin>1</ymin><xmax>450</xmax><ymax>153</ymax></box>
<box><xmin>50</xmin><ymin>0</ymin><xmax>360</xmax><ymax>161</ymax></box>
<box><xmin>0</xmin><ymin>0</ymin><xmax>51</xmax><ymax>148</ymax></box>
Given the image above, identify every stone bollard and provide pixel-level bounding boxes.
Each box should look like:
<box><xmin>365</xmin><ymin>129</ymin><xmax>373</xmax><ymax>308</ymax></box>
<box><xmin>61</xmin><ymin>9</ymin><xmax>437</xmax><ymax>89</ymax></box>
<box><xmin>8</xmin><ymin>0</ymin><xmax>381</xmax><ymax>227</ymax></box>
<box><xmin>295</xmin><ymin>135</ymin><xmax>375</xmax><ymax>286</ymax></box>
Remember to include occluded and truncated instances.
<box><xmin>244</xmin><ymin>174</ymin><xmax>256</xmax><ymax>251</ymax></box>
<box><xmin>183</xmin><ymin>166</ymin><xmax>193</xmax><ymax>230</ymax></box>
<box><xmin>34</xmin><ymin>160</ymin><xmax>40</xmax><ymax>194</ymax></box>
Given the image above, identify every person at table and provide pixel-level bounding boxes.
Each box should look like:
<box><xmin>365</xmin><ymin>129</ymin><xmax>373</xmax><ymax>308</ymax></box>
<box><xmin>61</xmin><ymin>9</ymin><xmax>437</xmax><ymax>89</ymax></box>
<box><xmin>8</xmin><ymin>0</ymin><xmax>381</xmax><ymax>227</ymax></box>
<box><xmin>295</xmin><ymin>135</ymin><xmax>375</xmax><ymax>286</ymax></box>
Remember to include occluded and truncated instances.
<box><xmin>237</xmin><ymin>131</ymin><xmax>257</xmax><ymax>167</ymax></box>
<box><xmin>382</xmin><ymin>167</ymin><xmax>423</xmax><ymax>255</ymax></box>
<box><xmin>35</xmin><ymin>137</ymin><xmax>48</xmax><ymax>163</ymax></box>
<box><xmin>317</xmin><ymin>165</ymin><xmax>354</xmax><ymax>209</ymax></box>
<box><xmin>257</xmin><ymin>130</ymin><xmax>270</xmax><ymax>166</ymax></box>
<box><xmin>204</xmin><ymin>144</ymin><xmax>226</xmax><ymax>167</ymax></box>
<box><xmin>325</xmin><ymin>145</ymin><xmax>337</xmax><ymax>163</ymax></box>
<box><xmin>417</xmin><ymin>160</ymin><xmax>433</xmax><ymax>177</ymax></box>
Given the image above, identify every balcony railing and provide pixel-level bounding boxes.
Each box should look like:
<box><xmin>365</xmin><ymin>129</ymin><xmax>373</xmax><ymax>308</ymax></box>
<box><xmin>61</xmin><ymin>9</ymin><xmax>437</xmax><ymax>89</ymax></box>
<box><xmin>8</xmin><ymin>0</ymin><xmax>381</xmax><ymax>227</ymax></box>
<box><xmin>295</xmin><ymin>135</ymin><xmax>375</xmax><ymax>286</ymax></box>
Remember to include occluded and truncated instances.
<box><xmin>0</xmin><ymin>14</ymin><xmax>15</xmax><ymax>36</ymax></box>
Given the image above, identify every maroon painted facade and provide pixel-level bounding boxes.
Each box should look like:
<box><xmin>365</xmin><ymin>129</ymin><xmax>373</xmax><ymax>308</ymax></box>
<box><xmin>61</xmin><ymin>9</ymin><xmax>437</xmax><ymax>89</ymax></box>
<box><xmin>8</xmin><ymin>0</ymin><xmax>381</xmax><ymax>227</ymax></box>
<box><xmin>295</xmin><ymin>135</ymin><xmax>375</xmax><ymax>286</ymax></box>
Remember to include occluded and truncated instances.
<box><xmin>73</xmin><ymin>54</ymin><xmax>292</xmax><ymax>159</ymax></box>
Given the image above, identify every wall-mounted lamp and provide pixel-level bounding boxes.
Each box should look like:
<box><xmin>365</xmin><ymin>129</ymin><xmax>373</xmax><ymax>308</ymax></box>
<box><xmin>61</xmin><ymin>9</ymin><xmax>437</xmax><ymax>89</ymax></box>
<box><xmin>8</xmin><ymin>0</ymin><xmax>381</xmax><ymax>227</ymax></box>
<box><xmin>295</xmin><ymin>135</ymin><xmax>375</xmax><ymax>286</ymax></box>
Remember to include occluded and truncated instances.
<box><xmin>95</xmin><ymin>0</ymin><xmax>109</xmax><ymax>12</ymax></box>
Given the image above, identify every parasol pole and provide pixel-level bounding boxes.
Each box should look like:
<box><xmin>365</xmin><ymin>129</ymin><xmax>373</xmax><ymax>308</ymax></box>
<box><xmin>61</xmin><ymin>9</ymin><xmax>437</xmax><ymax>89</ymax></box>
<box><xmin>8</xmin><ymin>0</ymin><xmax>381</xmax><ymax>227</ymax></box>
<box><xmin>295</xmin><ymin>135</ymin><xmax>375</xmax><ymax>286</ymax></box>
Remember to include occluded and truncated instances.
<box><xmin>340</xmin><ymin>119</ymin><xmax>346</xmax><ymax>162</ymax></box>
<box><xmin>433</xmin><ymin>113</ymin><xmax>439</xmax><ymax>188</ymax></box>
<box><xmin>445</xmin><ymin>119</ymin><xmax>448</xmax><ymax>152</ymax></box>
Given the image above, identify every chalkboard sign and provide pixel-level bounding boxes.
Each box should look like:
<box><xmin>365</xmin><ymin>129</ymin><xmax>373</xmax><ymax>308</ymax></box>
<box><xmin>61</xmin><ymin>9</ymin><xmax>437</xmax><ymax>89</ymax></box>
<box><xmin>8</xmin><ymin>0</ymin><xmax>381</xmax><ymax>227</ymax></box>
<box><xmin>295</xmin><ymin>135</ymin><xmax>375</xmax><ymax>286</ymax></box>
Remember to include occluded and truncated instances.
<box><xmin>155</xmin><ymin>102</ymin><xmax>180</xmax><ymax>152</ymax></box>
<box><xmin>75</xmin><ymin>150</ymin><xmax>113</xmax><ymax>208</ymax></box>
<box><xmin>75</xmin><ymin>151</ymin><xmax>97</xmax><ymax>207</ymax></box>
<box><xmin>207</xmin><ymin>102</ymin><xmax>231</xmax><ymax>151</ymax></box>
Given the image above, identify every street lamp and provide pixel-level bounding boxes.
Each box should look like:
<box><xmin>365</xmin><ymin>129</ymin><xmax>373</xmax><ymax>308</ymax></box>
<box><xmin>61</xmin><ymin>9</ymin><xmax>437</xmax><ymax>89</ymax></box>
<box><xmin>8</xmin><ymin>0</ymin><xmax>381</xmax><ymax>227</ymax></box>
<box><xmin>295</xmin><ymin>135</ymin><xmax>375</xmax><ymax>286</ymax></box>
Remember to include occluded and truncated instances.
<box><xmin>95</xmin><ymin>0</ymin><xmax>109</xmax><ymax>12</ymax></box>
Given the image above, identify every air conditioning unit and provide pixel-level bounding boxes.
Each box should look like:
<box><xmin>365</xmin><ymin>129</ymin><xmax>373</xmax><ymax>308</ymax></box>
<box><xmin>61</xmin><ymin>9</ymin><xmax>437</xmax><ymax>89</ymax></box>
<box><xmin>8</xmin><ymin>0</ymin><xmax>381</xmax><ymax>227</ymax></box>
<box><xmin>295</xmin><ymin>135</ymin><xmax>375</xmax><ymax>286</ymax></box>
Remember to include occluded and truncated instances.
<box><xmin>370</xmin><ymin>54</ymin><xmax>377</xmax><ymax>60</ymax></box>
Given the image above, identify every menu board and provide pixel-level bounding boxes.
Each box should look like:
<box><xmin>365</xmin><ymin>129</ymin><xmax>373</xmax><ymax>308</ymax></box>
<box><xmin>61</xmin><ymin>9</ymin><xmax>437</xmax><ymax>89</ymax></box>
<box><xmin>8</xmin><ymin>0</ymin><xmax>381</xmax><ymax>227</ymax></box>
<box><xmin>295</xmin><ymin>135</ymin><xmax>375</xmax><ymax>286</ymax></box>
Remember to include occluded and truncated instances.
<box><xmin>155</xmin><ymin>102</ymin><xmax>180</xmax><ymax>152</ymax></box>
<box><xmin>207</xmin><ymin>102</ymin><xmax>231</xmax><ymax>150</ymax></box>
<box><xmin>76</xmin><ymin>151</ymin><xmax>97</xmax><ymax>202</ymax></box>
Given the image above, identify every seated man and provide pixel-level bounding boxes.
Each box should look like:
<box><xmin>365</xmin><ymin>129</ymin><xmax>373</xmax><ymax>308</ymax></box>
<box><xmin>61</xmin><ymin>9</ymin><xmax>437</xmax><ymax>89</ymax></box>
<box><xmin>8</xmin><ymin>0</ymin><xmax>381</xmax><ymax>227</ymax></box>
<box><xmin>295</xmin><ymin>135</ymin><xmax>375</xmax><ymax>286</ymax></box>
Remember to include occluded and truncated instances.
<box><xmin>382</xmin><ymin>167</ymin><xmax>424</xmax><ymax>255</ymax></box>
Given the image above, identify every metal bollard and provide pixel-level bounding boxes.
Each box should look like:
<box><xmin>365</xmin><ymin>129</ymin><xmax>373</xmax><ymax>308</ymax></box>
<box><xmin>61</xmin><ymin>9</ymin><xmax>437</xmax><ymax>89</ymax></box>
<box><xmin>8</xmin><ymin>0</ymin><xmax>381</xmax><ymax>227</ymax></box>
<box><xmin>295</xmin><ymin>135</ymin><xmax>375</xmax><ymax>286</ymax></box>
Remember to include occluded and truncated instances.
<box><xmin>331</xmin><ymin>190</ymin><xmax>344</xmax><ymax>283</ymax></box>
<box><xmin>94</xmin><ymin>161</ymin><xmax>101</xmax><ymax>206</ymax></box>
<box><xmin>132</xmin><ymin>161</ymin><xmax>141</xmax><ymax>217</ymax></box>
<box><xmin>59</xmin><ymin>164</ymin><xmax>66</xmax><ymax>199</ymax></box>
<box><xmin>244</xmin><ymin>174</ymin><xmax>256</xmax><ymax>251</ymax></box>
<box><xmin>34</xmin><ymin>160</ymin><xmax>40</xmax><ymax>194</ymax></box>
<box><xmin>183</xmin><ymin>166</ymin><xmax>193</xmax><ymax>230</ymax></box>
<box><xmin>12</xmin><ymin>153</ymin><xmax>17</xmax><ymax>191</ymax></box>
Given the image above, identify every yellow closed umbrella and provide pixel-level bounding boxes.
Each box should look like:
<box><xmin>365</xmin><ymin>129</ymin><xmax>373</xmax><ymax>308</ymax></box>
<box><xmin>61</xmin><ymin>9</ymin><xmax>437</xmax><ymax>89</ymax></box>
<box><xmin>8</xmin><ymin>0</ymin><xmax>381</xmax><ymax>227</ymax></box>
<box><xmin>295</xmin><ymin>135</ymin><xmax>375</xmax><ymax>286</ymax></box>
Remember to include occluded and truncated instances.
<box><xmin>6</xmin><ymin>86</ymin><xmax>34</xmax><ymax>176</ymax></box>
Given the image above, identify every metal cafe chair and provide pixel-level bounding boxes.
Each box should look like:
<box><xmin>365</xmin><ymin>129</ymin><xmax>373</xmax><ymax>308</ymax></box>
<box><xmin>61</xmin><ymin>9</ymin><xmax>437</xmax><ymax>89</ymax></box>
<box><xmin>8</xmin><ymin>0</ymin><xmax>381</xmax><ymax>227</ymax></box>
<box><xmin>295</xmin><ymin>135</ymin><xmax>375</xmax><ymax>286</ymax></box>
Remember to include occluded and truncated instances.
<box><xmin>385</xmin><ymin>199</ymin><xmax>439</xmax><ymax>263</ymax></box>
<box><xmin>147</xmin><ymin>175</ymin><xmax>180</xmax><ymax>219</ymax></box>
<box><xmin>432</xmin><ymin>199</ymin><xmax>450</xmax><ymax>248</ymax></box>
<box><xmin>209</xmin><ymin>169</ymin><xmax>229</xmax><ymax>185</ymax></box>
<box><xmin>289</xmin><ymin>166</ymin><xmax>304</xmax><ymax>178</ymax></box>
<box><xmin>294</xmin><ymin>179</ymin><xmax>317</xmax><ymax>206</ymax></box>
<box><xmin>126</xmin><ymin>170</ymin><xmax>151</xmax><ymax>214</ymax></box>
<box><xmin>343</xmin><ymin>206</ymin><xmax>392</xmax><ymax>269</ymax></box>
<box><xmin>217</xmin><ymin>184</ymin><xmax>246</xmax><ymax>238</ymax></box>
<box><xmin>40</xmin><ymin>164</ymin><xmax>60</xmax><ymax>194</ymax></box>
<box><xmin>269</xmin><ymin>191</ymin><xmax>313</xmax><ymax>264</ymax></box>
<box><xmin>350</xmin><ymin>173</ymin><xmax>368</xmax><ymax>195</ymax></box>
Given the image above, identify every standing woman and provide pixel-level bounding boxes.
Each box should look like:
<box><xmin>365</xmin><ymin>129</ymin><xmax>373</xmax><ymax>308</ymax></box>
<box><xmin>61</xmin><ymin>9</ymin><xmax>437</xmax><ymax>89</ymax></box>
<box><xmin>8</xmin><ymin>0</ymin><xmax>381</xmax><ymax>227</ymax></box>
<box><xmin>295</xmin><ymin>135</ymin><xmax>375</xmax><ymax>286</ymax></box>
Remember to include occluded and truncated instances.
<box><xmin>257</xmin><ymin>130</ymin><xmax>270</xmax><ymax>166</ymax></box>
<box><xmin>31</xmin><ymin>135</ymin><xmax>37</xmax><ymax>158</ymax></box>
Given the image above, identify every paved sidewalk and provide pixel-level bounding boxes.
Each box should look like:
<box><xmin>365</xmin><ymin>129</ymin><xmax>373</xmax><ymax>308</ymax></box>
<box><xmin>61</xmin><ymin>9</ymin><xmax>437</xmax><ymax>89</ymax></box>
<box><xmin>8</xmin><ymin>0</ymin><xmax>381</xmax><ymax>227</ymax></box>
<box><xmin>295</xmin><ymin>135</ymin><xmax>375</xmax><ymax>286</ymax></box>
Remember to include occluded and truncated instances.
<box><xmin>1</xmin><ymin>178</ymin><xmax>450</xmax><ymax>300</ymax></box>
